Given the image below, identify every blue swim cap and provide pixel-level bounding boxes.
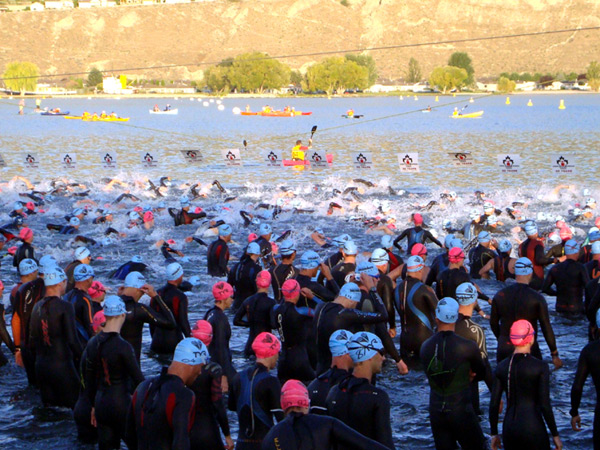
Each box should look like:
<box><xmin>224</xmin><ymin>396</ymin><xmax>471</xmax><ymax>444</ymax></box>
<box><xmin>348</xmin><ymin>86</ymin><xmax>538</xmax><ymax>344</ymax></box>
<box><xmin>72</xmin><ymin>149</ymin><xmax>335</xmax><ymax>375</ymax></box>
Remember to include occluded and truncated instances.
<box><xmin>299</xmin><ymin>251</ymin><xmax>320</xmax><ymax>270</ymax></box>
<box><xmin>19</xmin><ymin>258</ymin><xmax>38</xmax><ymax>276</ymax></box>
<box><xmin>74</xmin><ymin>264</ymin><xmax>95</xmax><ymax>282</ymax></box>
<box><xmin>436</xmin><ymin>297</ymin><xmax>459</xmax><ymax>323</ymax></box>
<box><xmin>180</xmin><ymin>196</ymin><xmax>191</xmax><ymax>207</ymax></box>
<box><xmin>124</xmin><ymin>271</ymin><xmax>146</xmax><ymax>289</ymax></box>
<box><xmin>38</xmin><ymin>255</ymin><xmax>57</xmax><ymax>275</ymax></box>
<box><xmin>589</xmin><ymin>231</ymin><xmax>600</xmax><ymax>242</ymax></box>
<box><xmin>515</xmin><ymin>257</ymin><xmax>533</xmax><ymax>276</ymax></box>
<box><xmin>75</xmin><ymin>246</ymin><xmax>91</xmax><ymax>261</ymax></box>
<box><xmin>72</xmin><ymin>208</ymin><xmax>84</xmax><ymax>216</ymax></box>
<box><xmin>455</xmin><ymin>283</ymin><xmax>478</xmax><ymax>306</ymax></box>
<box><xmin>381</xmin><ymin>235</ymin><xmax>393</xmax><ymax>249</ymax></box>
<box><xmin>166</xmin><ymin>262</ymin><xmax>184</xmax><ymax>281</ymax></box>
<box><xmin>44</xmin><ymin>266</ymin><xmax>67</xmax><ymax>287</ymax></box>
<box><xmin>189</xmin><ymin>275</ymin><xmax>201</xmax><ymax>287</ymax></box>
<box><xmin>524</xmin><ymin>222</ymin><xmax>538</xmax><ymax>236</ymax></box>
<box><xmin>355</xmin><ymin>261</ymin><xmax>378</xmax><ymax>277</ymax></box>
<box><xmin>131</xmin><ymin>255</ymin><xmax>143</xmax><ymax>263</ymax></box>
<box><xmin>70</xmin><ymin>216</ymin><xmax>81</xmax><ymax>226</ymax></box>
<box><xmin>173</xmin><ymin>337</ymin><xmax>209</xmax><ymax>365</ymax></box>
<box><xmin>103</xmin><ymin>295</ymin><xmax>128</xmax><ymax>317</ymax></box>
<box><xmin>564</xmin><ymin>239</ymin><xmax>580</xmax><ymax>255</ymax></box>
<box><xmin>339</xmin><ymin>282</ymin><xmax>362</xmax><ymax>302</ymax></box>
<box><xmin>333</xmin><ymin>234</ymin><xmax>351</xmax><ymax>248</ymax></box>
<box><xmin>329</xmin><ymin>329</ymin><xmax>352</xmax><ymax>357</ymax></box>
<box><xmin>218</xmin><ymin>224</ymin><xmax>232</xmax><ymax>237</ymax></box>
<box><xmin>13</xmin><ymin>201</ymin><xmax>23</xmax><ymax>210</ymax></box>
<box><xmin>279</xmin><ymin>239</ymin><xmax>296</xmax><ymax>256</ymax></box>
<box><xmin>259</xmin><ymin>223</ymin><xmax>272</xmax><ymax>236</ymax></box>
<box><xmin>370</xmin><ymin>248</ymin><xmax>389</xmax><ymax>265</ymax></box>
<box><xmin>247</xmin><ymin>242</ymin><xmax>261</xmax><ymax>255</ymax></box>
<box><xmin>592</xmin><ymin>242</ymin><xmax>600</xmax><ymax>255</ymax></box>
<box><xmin>498</xmin><ymin>239</ymin><xmax>512</xmax><ymax>253</ymax></box>
<box><xmin>450</xmin><ymin>238</ymin><xmax>463</xmax><ymax>249</ymax></box>
<box><xmin>347</xmin><ymin>331</ymin><xmax>383</xmax><ymax>363</ymax></box>
<box><xmin>406</xmin><ymin>255</ymin><xmax>424</xmax><ymax>272</ymax></box>
<box><xmin>596</xmin><ymin>309</ymin><xmax>600</xmax><ymax>329</ymax></box>
<box><xmin>478</xmin><ymin>231</ymin><xmax>491</xmax><ymax>243</ymax></box>
<box><xmin>343</xmin><ymin>241</ymin><xmax>358</xmax><ymax>255</ymax></box>
<box><xmin>444</xmin><ymin>234</ymin><xmax>455</xmax><ymax>249</ymax></box>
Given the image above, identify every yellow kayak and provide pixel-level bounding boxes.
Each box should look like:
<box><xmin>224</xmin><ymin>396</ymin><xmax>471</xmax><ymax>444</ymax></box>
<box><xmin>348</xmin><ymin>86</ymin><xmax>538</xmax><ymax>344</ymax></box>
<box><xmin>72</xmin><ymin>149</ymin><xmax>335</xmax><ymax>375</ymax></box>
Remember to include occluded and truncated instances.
<box><xmin>64</xmin><ymin>115</ymin><xmax>130</xmax><ymax>122</ymax></box>
<box><xmin>450</xmin><ymin>110</ymin><xmax>484</xmax><ymax>119</ymax></box>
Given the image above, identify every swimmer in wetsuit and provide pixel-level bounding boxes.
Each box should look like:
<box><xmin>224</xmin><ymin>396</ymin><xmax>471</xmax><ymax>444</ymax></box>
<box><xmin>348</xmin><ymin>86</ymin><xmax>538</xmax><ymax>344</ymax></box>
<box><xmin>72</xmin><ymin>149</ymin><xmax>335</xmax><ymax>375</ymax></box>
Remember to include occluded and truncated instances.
<box><xmin>490</xmin><ymin>257</ymin><xmax>562</xmax><ymax>368</ymax></box>
<box><xmin>229</xmin><ymin>242</ymin><xmax>262</xmax><ymax>311</ymax></box>
<box><xmin>83</xmin><ymin>296</ymin><xmax>144</xmax><ymax>450</ymax></box>
<box><xmin>207</xmin><ymin>224</ymin><xmax>232</xmax><ymax>277</ymax></box>
<box><xmin>394</xmin><ymin>212</ymin><xmax>443</xmax><ymax>254</ymax></box>
<box><xmin>478</xmin><ymin>238</ymin><xmax>516</xmax><ymax>281</ymax></box>
<box><xmin>63</xmin><ymin>264</ymin><xmax>96</xmax><ymax>345</ymax></box>
<box><xmin>269</xmin><ymin>239</ymin><xmax>298</xmax><ymax>302</ymax></box>
<box><xmin>168</xmin><ymin>195</ymin><xmax>206</xmax><ymax>226</ymax></box>
<box><xmin>263</xmin><ymin>379</ymin><xmax>391</xmax><ymax>450</ymax></box>
<box><xmin>420</xmin><ymin>298</ymin><xmax>487</xmax><ymax>450</ymax></box>
<box><xmin>13</xmin><ymin>227</ymin><xmax>36</xmax><ymax>274</ymax></box>
<box><xmin>490</xmin><ymin>320</ymin><xmax>563</xmax><ymax>450</ymax></box>
<box><xmin>519</xmin><ymin>221</ymin><xmax>555</xmax><ymax>290</ymax></box>
<box><xmin>326</xmin><ymin>332</ymin><xmax>394</xmax><ymax>449</ymax></box>
<box><xmin>468</xmin><ymin>231</ymin><xmax>497</xmax><ymax>280</ymax></box>
<box><xmin>126</xmin><ymin>338</ymin><xmax>208</xmax><ymax>450</ymax></box>
<box><xmin>331</xmin><ymin>240</ymin><xmax>358</xmax><ymax>287</ymax></box>
<box><xmin>585</xmin><ymin>241</ymin><xmax>600</xmax><ymax>281</ymax></box>
<box><xmin>542</xmin><ymin>239</ymin><xmax>590</xmax><ymax>314</ymax></box>
<box><xmin>228</xmin><ymin>332</ymin><xmax>284</xmax><ymax>450</ymax></box>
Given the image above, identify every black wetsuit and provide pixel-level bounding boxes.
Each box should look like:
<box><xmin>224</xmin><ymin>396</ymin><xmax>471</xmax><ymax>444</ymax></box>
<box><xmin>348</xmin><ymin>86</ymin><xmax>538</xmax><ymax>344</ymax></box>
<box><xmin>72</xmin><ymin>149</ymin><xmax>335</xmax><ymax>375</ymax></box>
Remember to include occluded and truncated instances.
<box><xmin>204</xmin><ymin>305</ymin><xmax>237</xmax><ymax>384</ymax></box>
<box><xmin>376</xmin><ymin>271</ymin><xmax>395</xmax><ymax>330</ymax></box>
<box><xmin>120</xmin><ymin>294</ymin><xmax>176</xmax><ymax>363</ymax></box>
<box><xmin>490</xmin><ymin>353</ymin><xmax>559</xmax><ymax>450</ymax></box>
<box><xmin>323</xmin><ymin>250</ymin><xmax>343</xmax><ymax>271</ymax></box>
<box><xmin>542</xmin><ymin>258</ymin><xmax>590</xmax><ymax>314</ymax></box>
<box><xmin>168</xmin><ymin>207</ymin><xmax>206</xmax><ymax>226</ymax></box>
<box><xmin>331</xmin><ymin>261</ymin><xmax>356</xmax><ymax>287</ymax></box>
<box><xmin>255</xmin><ymin>236</ymin><xmax>274</xmax><ymax>267</ymax></box>
<box><xmin>83</xmin><ymin>331</ymin><xmax>144</xmax><ymax>449</ymax></box>
<box><xmin>455</xmin><ymin>313</ymin><xmax>493</xmax><ymax>415</ymax></box>
<box><xmin>270</xmin><ymin>262</ymin><xmax>298</xmax><ymax>302</ymax></box>
<box><xmin>308</xmin><ymin>366</ymin><xmax>351</xmax><ymax>415</ymax></box>
<box><xmin>313</xmin><ymin>289</ymin><xmax>388</xmax><ymax>375</ymax></box>
<box><xmin>127</xmin><ymin>367</ymin><xmax>196</xmax><ymax>450</ymax></box>
<box><xmin>74</xmin><ymin>352</ymin><xmax>97</xmax><ymax>444</ymax></box>
<box><xmin>0</xmin><ymin>300</ymin><xmax>15</xmax><ymax>367</ymax></box>
<box><xmin>426</xmin><ymin>252</ymin><xmax>449</xmax><ymax>286</ymax></box>
<box><xmin>207</xmin><ymin>237</ymin><xmax>230</xmax><ymax>277</ymax></box>
<box><xmin>435</xmin><ymin>267</ymin><xmax>470</xmax><ymax>300</ymax></box>
<box><xmin>64</xmin><ymin>259</ymin><xmax>82</xmax><ymax>293</ymax></box>
<box><xmin>29</xmin><ymin>296</ymin><xmax>83</xmax><ymax>408</ymax></box>
<box><xmin>571</xmin><ymin>338</ymin><xmax>600</xmax><ymax>449</ymax></box>
<box><xmin>580</xmin><ymin>244</ymin><xmax>594</xmax><ymax>264</ymax></box>
<box><xmin>190</xmin><ymin>362</ymin><xmax>230</xmax><ymax>449</ymax></box>
<box><xmin>228</xmin><ymin>363</ymin><xmax>283</xmax><ymax>450</ymax></box>
<box><xmin>468</xmin><ymin>244</ymin><xmax>496</xmax><ymax>280</ymax></box>
<box><xmin>492</xmin><ymin>252</ymin><xmax>515</xmax><ymax>281</ymax></box>
<box><xmin>229</xmin><ymin>255</ymin><xmax>261</xmax><ymax>310</ymax></box>
<box><xmin>296</xmin><ymin>274</ymin><xmax>338</xmax><ymax>304</ymax></box>
<box><xmin>490</xmin><ymin>282</ymin><xmax>558</xmax><ymax>362</ymax></box>
<box><xmin>519</xmin><ymin>238</ymin><xmax>554</xmax><ymax>290</ymax></box>
<box><xmin>111</xmin><ymin>260</ymin><xmax>147</xmax><ymax>280</ymax></box>
<box><xmin>394</xmin><ymin>226</ymin><xmax>442</xmax><ymax>254</ymax></box>
<box><xmin>273</xmin><ymin>300</ymin><xmax>315</xmax><ymax>383</ymax></box>
<box><xmin>395</xmin><ymin>276</ymin><xmax>438</xmax><ymax>361</ymax></box>
<box><xmin>64</xmin><ymin>287</ymin><xmax>95</xmax><ymax>345</ymax></box>
<box><xmin>326</xmin><ymin>376</ymin><xmax>394</xmax><ymax>449</ymax></box>
<box><xmin>150</xmin><ymin>283</ymin><xmax>190</xmax><ymax>354</ymax></box>
<box><xmin>10</xmin><ymin>278</ymin><xmax>45</xmax><ymax>384</ymax></box>
<box><xmin>586</xmin><ymin>278</ymin><xmax>600</xmax><ymax>338</ymax></box>
<box><xmin>420</xmin><ymin>331</ymin><xmax>487</xmax><ymax>450</ymax></box>
<box><xmin>261</xmin><ymin>412</ymin><xmax>392</xmax><ymax>450</ymax></box>
<box><xmin>13</xmin><ymin>241</ymin><xmax>36</xmax><ymax>274</ymax></box>
<box><xmin>233</xmin><ymin>292</ymin><xmax>276</xmax><ymax>358</ymax></box>
<box><xmin>586</xmin><ymin>259</ymin><xmax>600</xmax><ymax>281</ymax></box>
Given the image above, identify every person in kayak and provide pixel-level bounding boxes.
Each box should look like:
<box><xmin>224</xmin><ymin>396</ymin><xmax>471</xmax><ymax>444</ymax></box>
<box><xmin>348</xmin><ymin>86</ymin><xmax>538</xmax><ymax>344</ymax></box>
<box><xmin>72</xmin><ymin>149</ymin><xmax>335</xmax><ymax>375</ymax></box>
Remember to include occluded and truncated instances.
<box><xmin>291</xmin><ymin>139</ymin><xmax>312</xmax><ymax>161</ymax></box>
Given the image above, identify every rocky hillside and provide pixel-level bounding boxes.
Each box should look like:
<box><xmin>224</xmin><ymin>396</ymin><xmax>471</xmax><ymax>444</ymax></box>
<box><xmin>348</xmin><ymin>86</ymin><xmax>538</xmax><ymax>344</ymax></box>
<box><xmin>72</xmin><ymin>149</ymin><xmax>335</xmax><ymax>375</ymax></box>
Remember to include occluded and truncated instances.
<box><xmin>1</xmin><ymin>0</ymin><xmax>599</xmax><ymax>82</ymax></box>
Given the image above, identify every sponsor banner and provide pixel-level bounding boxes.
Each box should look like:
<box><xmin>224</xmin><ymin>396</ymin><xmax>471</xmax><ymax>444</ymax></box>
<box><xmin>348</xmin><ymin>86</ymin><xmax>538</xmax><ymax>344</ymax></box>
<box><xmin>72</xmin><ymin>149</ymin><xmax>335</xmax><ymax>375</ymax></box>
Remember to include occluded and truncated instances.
<box><xmin>221</xmin><ymin>148</ymin><xmax>242</xmax><ymax>166</ymax></box>
<box><xmin>101</xmin><ymin>151</ymin><xmax>118</xmax><ymax>169</ymax></box>
<box><xmin>551</xmin><ymin>154</ymin><xmax>576</xmax><ymax>174</ymax></box>
<box><xmin>448</xmin><ymin>152</ymin><xmax>473</xmax><ymax>167</ymax></box>
<box><xmin>263</xmin><ymin>150</ymin><xmax>283</xmax><ymax>167</ymax></box>
<box><xmin>180</xmin><ymin>149</ymin><xmax>204</xmax><ymax>164</ymax></box>
<box><xmin>398</xmin><ymin>153</ymin><xmax>420</xmax><ymax>173</ymax></box>
<box><xmin>60</xmin><ymin>153</ymin><xmax>77</xmax><ymax>169</ymax></box>
<box><xmin>22</xmin><ymin>153</ymin><xmax>40</xmax><ymax>169</ymax></box>
<box><xmin>308</xmin><ymin>150</ymin><xmax>329</xmax><ymax>168</ymax></box>
<box><xmin>141</xmin><ymin>151</ymin><xmax>159</xmax><ymax>168</ymax></box>
<box><xmin>353</xmin><ymin>152</ymin><xmax>373</xmax><ymax>169</ymax></box>
<box><xmin>497</xmin><ymin>154</ymin><xmax>521</xmax><ymax>174</ymax></box>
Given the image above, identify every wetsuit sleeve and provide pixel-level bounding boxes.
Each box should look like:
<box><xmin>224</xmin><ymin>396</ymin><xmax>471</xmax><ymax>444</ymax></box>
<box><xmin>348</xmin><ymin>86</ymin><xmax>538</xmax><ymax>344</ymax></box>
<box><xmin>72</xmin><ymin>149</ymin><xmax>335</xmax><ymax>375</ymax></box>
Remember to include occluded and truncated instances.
<box><xmin>374</xmin><ymin>392</ymin><xmax>394</xmax><ymax>449</ymax></box>
<box><xmin>329</xmin><ymin>417</ymin><xmax>392</xmax><ymax>450</ymax></box>
<box><xmin>74</xmin><ymin>235</ymin><xmax>97</xmax><ymax>246</ymax></box>
<box><xmin>84</xmin><ymin>345</ymin><xmax>99</xmax><ymax>404</ymax></box>
<box><xmin>542</xmin><ymin>267</ymin><xmax>557</xmax><ymax>296</ymax></box>
<box><xmin>377</xmin><ymin>321</ymin><xmax>401</xmax><ymax>363</ymax></box>
<box><xmin>178</xmin><ymin>293</ymin><xmax>191</xmax><ymax>338</ymax></box>
<box><xmin>105</xmin><ymin>227</ymin><xmax>120</xmax><ymax>236</ymax></box>
<box><xmin>534</xmin><ymin>244</ymin><xmax>554</xmax><ymax>267</ymax></box>
<box><xmin>213</xmin><ymin>315</ymin><xmax>236</xmax><ymax>381</ymax></box>
<box><xmin>227</xmin><ymin>373</ymin><xmax>240</xmax><ymax>412</ymax></box>
<box><xmin>468</xmin><ymin>341</ymin><xmax>486</xmax><ymax>383</ymax></box>
<box><xmin>393</xmin><ymin>230</ymin><xmax>409</xmax><ymax>251</ymax></box>
<box><xmin>206</xmin><ymin>363</ymin><xmax>230</xmax><ymax>437</ymax></box>
<box><xmin>0</xmin><ymin>306</ymin><xmax>15</xmax><ymax>353</ymax></box>
<box><xmin>424</xmin><ymin>230</ymin><xmax>443</xmax><ymax>247</ymax></box>
<box><xmin>378</xmin><ymin>278</ymin><xmax>396</xmax><ymax>330</ymax></box>
<box><xmin>570</xmin><ymin>346</ymin><xmax>590</xmax><ymax>417</ymax></box>
<box><xmin>123</xmin><ymin>341</ymin><xmax>145</xmax><ymax>387</ymax></box>
<box><xmin>490</xmin><ymin>295</ymin><xmax>500</xmax><ymax>338</ymax></box>
<box><xmin>80</xmin><ymin>296</ymin><xmax>95</xmax><ymax>340</ymax></box>
<box><xmin>233</xmin><ymin>301</ymin><xmax>249</xmax><ymax>327</ymax></box>
<box><xmin>187</xmin><ymin>211</ymin><xmax>206</xmax><ymax>220</ymax></box>
<box><xmin>266</xmin><ymin>375</ymin><xmax>284</xmax><ymax>422</ymax></box>
<box><xmin>64</xmin><ymin>302</ymin><xmax>83</xmax><ymax>360</ymax></box>
<box><xmin>217</xmin><ymin>242</ymin><xmax>229</xmax><ymax>274</ymax></box>
<box><xmin>539</xmin><ymin>364</ymin><xmax>559</xmax><ymax>436</ymax></box>
<box><xmin>171</xmin><ymin>391</ymin><xmax>195</xmax><ymax>450</ymax></box>
<box><xmin>138</xmin><ymin>296</ymin><xmax>177</xmax><ymax>330</ymax></box>
<box><xmin>339</xmin><ymin>290</ymin><xmax>388</xmax><ymax>325</ymax></box>
<box><xmin>489</xmin><ymin>369</ymin><xmax>503</xmax><ymax>435</ymax></box>
<box><xmin>536</xmin><ymin>296</ymin><xmax>558</xmax><ymax>354</ymax></box>
<box><xmin>310</xmin><ymin>283</ymin><xmax>338</xmax><ymax>302</ymax></box>
<box><xmin>324</xmin><ymin>278</ymin><xmax>340</xmax><ymax>296</ymax></box>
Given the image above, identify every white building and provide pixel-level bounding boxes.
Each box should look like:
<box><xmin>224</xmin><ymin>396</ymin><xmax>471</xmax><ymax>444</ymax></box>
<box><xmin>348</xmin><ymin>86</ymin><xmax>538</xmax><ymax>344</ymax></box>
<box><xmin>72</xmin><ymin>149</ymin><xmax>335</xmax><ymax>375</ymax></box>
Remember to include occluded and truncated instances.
<box><xmin>102</xmin><ymin>76</ymin><xmax>134</xmax><ymax>95</ymax></box>
<box><xmin>45</xmin><ymin>0</ymin><xmax>74</xmax><ymax>9</ymax></box>
<box><xmin>78</xmin><ymin>0</ymin><xmax>92</xmax><ymax>8</ymax></box>
<box><xmin>30</xmin><ymin>2</ymin><xmax>45</xmax><ymax>10</ymax></box>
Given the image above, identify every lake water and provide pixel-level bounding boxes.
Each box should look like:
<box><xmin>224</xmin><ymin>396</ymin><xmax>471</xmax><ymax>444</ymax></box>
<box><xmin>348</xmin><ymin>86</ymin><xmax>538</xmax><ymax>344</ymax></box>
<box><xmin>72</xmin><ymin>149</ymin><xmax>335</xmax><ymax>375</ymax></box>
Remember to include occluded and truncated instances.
<box><xmin>0</xmin><ymin>93</ymin><xmax>598</xmax><ymax>449</ymax></box>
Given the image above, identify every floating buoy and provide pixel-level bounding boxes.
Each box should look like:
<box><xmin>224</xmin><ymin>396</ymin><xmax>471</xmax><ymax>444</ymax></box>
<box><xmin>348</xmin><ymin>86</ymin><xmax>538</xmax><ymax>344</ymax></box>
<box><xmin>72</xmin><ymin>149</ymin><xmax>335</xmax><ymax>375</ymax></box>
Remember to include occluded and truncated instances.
<box><xmin>216</xmin><ymin>100</ymin><xmax>222</xmax><ymax>105</ymax></box>
<box><xmin>209</xmin><ymin>99</ymin><xmax>215</xmax><ymax>103</ymax></box>
<box><xmin>452</xmin><ymin>93</ymin><xmax>456</xmax><ymax>97</ymax></box>
<box><xmin>174</xmin><ymin>97</ymin><xmax>178</xmax><ymax>100</ymax></box>
<box><xmin>217</xmin><ymin>104</ymin><xmax>225</xmax><ymax>111</ymax></box>
<box><xmin>203</xmin><ymin>101</ymin><xmax>209</xmax><ymax>107</ymax></box>
<box><xmin>232</xmin><ymin>107</ymin><xmax>241</xmax><ymax>115</ymax></box>
<box><xmin>527</xmin><ymin>99</ymin><xmax>533</xmax><ymax>107</ymax></box>
<box><xmin>399</xmin><ymin>95</ymin><xmax>403</xmax><ymax>100</ymax></box>
<box><xmin>87</xmin><ymin>97</ymin><xmax>92</xmax><ymax>100</ymax></box>
<box><xmin>505</xmin><ymin>97</ymin><xmax>511</xmax><ymax>105</ymax></box>
<box><xmin>559</xmin><ymin>99</ymin><xmax>566</xmax><ymax>110</ymax></box>
<box><xmin>190</xmin><ymin>98</ymin><xmax>194</xmax><ymax>101</ymax></box>
<box><xmin>469</xmin><ymin>97</ymin><xmax>474</xmax><ymax>103</ymax></box>
<box><xmin>435</xmin><ymin>96</ymin><xmax>439</xmax><ymax>102</ymax></box>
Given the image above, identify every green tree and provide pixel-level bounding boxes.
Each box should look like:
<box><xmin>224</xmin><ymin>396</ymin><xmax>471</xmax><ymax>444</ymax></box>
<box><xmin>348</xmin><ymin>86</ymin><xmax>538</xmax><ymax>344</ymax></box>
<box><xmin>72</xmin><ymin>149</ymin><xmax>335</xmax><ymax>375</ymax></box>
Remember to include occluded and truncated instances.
<box><xmin>428</xmin><ymin>66</ymin><xmax>468</xmax><ymax>94</ymax></box>
<box><xmin>87</xmin><ymin>67</ymin><xmax>103</xmax><ymax>87</ymax></box>
<box><xmin>2</xmin><ymin>61</ymin><xmax>40</xmax><ymax>93</ymax></box>
<box><xmin>345</xmin><ymin>53</ymin><xmax>377</xmax><ymax>86</ymax></box>
<box><xmin>203</xmin><ymin>65</ymin><xmax>231</xmax><ymax>93</ymax></box>
<box><xmin>290</xmin><ymin>70</ymin><xmax>303</xmax><ymax>86</ymax></box>
<box><xmin>448</xmin><ymin>52</ymin><xmax>474</xmax><ymax>85</ymax></box>
<box><xmin>304</xmin><ymin>57</ymin><xmax>369</xmax><ymax>95</ymax></box>
<box><xmin>497</xmin><ymin>76</ymin><xmax>516</xmax><ymax>93</ymax></box>
<box><xmin>406</xmin><ymin>57</ymin><xmax>422</xmax><ymax>83</ymax></box>
<box><xmin>227</xmin><ymin>52</ymin><xmax>290</xmax><ymax>93</ymax></box>
<box><xmin>587</xmin><ymin>61</ymin><xmax>600</xmax><ymax>91</ymax></box>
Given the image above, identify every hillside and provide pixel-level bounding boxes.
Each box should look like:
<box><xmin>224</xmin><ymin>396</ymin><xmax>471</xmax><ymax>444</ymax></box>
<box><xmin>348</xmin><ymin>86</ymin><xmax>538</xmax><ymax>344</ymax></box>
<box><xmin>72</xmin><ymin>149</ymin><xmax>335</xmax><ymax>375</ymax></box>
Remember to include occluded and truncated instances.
<box><xmin>1</xmin><ymin>0</ymin><xmax>599</xmax><ymax>83</ymax></box>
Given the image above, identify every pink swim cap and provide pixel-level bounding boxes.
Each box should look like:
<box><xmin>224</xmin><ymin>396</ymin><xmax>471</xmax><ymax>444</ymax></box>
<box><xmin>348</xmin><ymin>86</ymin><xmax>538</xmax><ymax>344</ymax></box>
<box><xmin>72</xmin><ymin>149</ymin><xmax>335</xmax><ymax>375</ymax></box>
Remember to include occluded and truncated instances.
<box><xmin>191</xmin><ymin>320</ymin><xmax>213</xmax><ymax>346</ymax></box>
<box><xmin>92</xmin><ymin>310</ymin><xmax>106</xmax><ymax>333</ymax></box>
<box><xmin>510</xmin><ymin>319</ymin><xmax>535</xmax><ymax>346</ymax></box>
<box><xmin>448</xmin><ymin>247</ymin><xmax>465</xmax><ymax>263</ymax></box>
<box><xmin>256</xmin><ymin>270</ymin><xmax>271</xmax><ymax>289</ymax></box>
<box><xmin>248</xmin><ymin>233</ymin><xmax>258</xmax><ymax>243</ymax></box>
<box><xmin>0</xmin><ymin>280</ymin><xmax>4</xmax><ymax>290</ymax></box>
<box><xmin>555</xmin><ymin>220</ymin><xmax>566</xmax><ymax>229</ymax></box>
<box><xmin>252</xmin><ymin>332</ymin><xmax>281</xmax><ymax>359</ymax></box>
<box><xmin>25</xmin><ymin>202</ymin><xmax>35</xmax><ymax>211</ymax></box>
<box><xmin>411</xmin><ymin>243</ymin><xmax>427</xmax><ymax>256</ymax></box>
<box><xmin>281</xmin><ymin>379</ymin><xmax>310</xmax><ymax>411</ymax></box>
<box><xmin>133</xmin><ymin>206</ymin><xmax>143</xmax><ymax>213</ymax></box>
<box><xmin>143</xmin><ymin>211</ymin><xmax>154</xmax><ymax>223</ymax></box>
<box><xmin>19</xmin><ymin>227</ymin><xmax>33</xmax><ymax>241</ymax></box>
<box><xmin>167</xmin><ymin>239</ymin><xmax>176</xmax><ymax>246</ymax></box>
<box><xmin>212</xmin><ymin>281</ymin><xmax>234</xmax><ymax>301</ymax></box>
<box><xmin>88</xmin><ymin>281</ymin><xmax>106</xmax><ymax>299</ymax></box>
<box><xmin>596</xmin><ymin>217</ymin><xmax>600</xmax><ymax>228</ymax></box>
<box><xmin>559</xmin><ymin>227</ymin><xmax>572</xmax><ymax>241</ymax></box>
<box><xmin>281</xmin><ymin>279</ymin><xmax>300</xmax><ymax>300</ymax></box>
<box><xmin>7</xmin><ymin>246</ymin><xmax>17</xmax><ymax>255</ymax></box>
<box><xmin>194</xmin><ymin>207</ymin><xmax>203</xmax><ymax>214</ymax></box>
<box><xmin>413</xmin><ymin>213</ymin><xmax>423</xmax><ymax>225</ymax></box>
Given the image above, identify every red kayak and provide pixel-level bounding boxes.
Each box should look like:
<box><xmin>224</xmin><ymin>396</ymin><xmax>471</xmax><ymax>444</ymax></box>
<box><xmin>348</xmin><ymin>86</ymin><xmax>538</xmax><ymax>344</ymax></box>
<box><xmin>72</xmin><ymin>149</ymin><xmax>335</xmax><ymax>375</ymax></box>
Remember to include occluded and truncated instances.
<box><xmin>283</xmin><ymin>154</ymin><xmax>333</xmax><ymax>166</ymax></box>
<box><xmin>241</xmin><ymin>111</ymin><xmax>312</xmax><ymax>117</ymax></box>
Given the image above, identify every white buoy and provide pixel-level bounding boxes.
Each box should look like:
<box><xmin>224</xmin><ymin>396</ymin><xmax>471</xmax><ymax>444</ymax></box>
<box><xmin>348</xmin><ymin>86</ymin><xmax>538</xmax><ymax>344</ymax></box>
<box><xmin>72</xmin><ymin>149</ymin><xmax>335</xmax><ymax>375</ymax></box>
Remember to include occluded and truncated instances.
<box><xmin>190</xmin><ymin>98</ymin><xmax>194</xmax><ymax>101</ymax></box>
<box><xmin>216</xmin><ymin>100</ymin><xmax>222</xmax><ymax>105</ymax></box>
<box><xmin>218</xmin><ymin>104</ymin><xmax>225</xmax><ymax>111</ymax></box>
<box><xmin>209</xmin><ymin>99</ymin><xmax>215</xmax><ymax>103</ymax></box>
<box><xmin>232</xmin><ymin>107</ymin><xmax>241</xmax><ymax>115</ymax></box>
<box><xmin>203</xmin><ymin>101</ymin><xmax>209</xmax><ymax>107</ymax></box>
<box><xmin>174</xmin><ymin>97</ymin><xmax>178</xmax><ymax>100</ymax></box>
<box><xmin>88</xmin><ymin>97</ymin><xmax>92</xmax><ymax>100</ymax></box>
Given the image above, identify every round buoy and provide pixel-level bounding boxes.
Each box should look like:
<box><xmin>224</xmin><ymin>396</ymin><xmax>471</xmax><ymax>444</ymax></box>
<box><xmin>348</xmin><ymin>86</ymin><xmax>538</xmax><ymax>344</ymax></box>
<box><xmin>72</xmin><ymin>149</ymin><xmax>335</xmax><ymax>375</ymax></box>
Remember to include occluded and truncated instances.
<box><xmin>216</xmin><ymin>100</ymin><xmax>222</xmax><ymax>105</ymax></box>
<box><xmin>232</xmin><ymin>107</ymin><xmax>241</xmax><ymax>115</ymax></box>
<box><xmin>559</xmin><ymin>99</ymin><xmax>566</xmax><ymax>110</ymax></box>
<box><xmin>469</xmin><ymin>97</ymin><xmax>474</xmax><ymax>103</ymax></box>
<box><xmin>527</xmin><ymin>99</ymin><xmax>533</xmax><ymax>107</ymax></box>
<box><xmin>399</xmin><ymin>96</ymin><xmax>403</xmax><ymax>100</ymax></box>
<box><xmin>190</xmin><ymin>98</ymin><xmax>194</xmax><ymax>101</ymax></box>
<box><xmin>435</xmin><ymin>96</ymin><xmax>439</xmax><ymax>102</ymax></box>
<box><xmin>203</xmin><ymin>101</ymin><xmax>209</xmax><ymax>107</ymax></box>
<box><xmin>218</xmin><ymin>104</ymin><xmax>225</xmax><ymax>111</ymax></box>
<box><xmin>209</xmin><ymin>99</ymin><xmax>215</xmax><ymax>103</ymax></box>
<box><xmin>505</xmin><ymin>97</ymin><xmax>511</xmax><ymax>105</ymax></box>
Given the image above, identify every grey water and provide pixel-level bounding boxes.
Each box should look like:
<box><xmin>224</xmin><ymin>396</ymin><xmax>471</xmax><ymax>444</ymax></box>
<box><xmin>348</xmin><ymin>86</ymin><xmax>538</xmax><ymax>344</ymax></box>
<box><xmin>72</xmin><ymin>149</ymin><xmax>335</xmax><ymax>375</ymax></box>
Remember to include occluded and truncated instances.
<box><xmin>0</xmin><ymin>94</ymin><xmax>598</xmax><ymax>448</ymax></box>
